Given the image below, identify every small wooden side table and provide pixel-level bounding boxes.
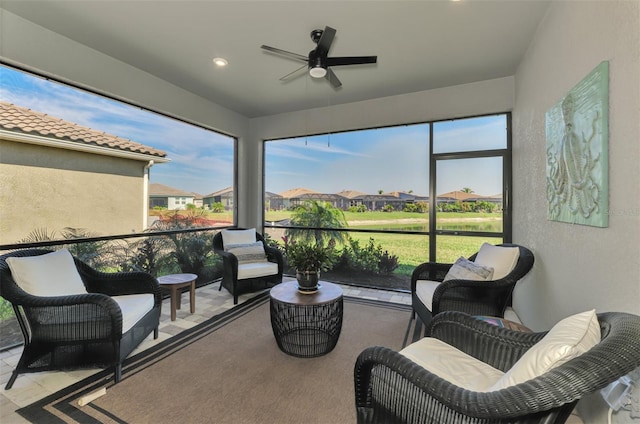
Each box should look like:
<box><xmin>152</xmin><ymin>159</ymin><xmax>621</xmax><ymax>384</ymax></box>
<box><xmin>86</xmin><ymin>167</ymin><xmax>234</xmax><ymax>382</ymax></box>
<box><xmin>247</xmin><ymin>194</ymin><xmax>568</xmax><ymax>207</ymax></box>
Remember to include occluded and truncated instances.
<box><xmin>157</xmin><ymin>273</ymin><xmax>197</xmax><ymax>321</ymax></box>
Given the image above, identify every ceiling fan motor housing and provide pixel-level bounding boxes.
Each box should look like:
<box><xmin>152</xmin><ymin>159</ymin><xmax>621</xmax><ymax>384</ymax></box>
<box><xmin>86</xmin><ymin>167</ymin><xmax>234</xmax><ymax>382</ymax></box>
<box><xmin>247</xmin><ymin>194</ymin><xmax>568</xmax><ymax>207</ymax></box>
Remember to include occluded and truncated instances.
<box><xmin>308</xmin><ymin>49</ymin><xmax>327</xmax><ymax>77</ymax></box>
<box><xmin>310</xmin><ymin>29</ymin><xmax>324</xmax><ymax>44</ymax></box>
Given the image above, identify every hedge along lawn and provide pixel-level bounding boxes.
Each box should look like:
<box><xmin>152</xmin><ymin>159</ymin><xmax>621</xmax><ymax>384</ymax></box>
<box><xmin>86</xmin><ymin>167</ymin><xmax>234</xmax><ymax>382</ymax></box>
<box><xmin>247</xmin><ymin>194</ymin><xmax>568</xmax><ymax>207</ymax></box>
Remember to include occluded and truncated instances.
<box><xmin>265</xmin><ymin>210</ymin><xmax>504</xmax><ymax>276</ymax></box>
<box><xmin>343</xmin><ymin>232</ymin><xmax>501</xmax><ymax>276</ymax></box>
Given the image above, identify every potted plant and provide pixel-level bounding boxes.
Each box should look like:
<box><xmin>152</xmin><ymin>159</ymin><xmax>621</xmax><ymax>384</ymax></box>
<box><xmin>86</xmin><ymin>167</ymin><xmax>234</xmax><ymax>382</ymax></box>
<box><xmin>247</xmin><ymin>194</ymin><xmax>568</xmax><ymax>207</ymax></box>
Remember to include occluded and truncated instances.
<box><xmin>283</xmin><ymin>237</ymin><xmax>337</xmax><ymax>292</ymax></box>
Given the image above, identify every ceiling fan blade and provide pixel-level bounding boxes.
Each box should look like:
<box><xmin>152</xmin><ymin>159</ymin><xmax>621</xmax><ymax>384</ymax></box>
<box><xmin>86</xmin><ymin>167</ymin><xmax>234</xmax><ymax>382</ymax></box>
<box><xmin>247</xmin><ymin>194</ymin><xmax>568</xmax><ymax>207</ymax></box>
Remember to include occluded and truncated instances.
<box><xmin>279</xmin><ymin>64</ymin><xmax>308</xmax><ymax>82</ymax></box>
<box><xmin>316</xmin><ymin>26</ymin><xmax>336</xmax><ymax>54</ymax></box>
<box><xmin>325</xmin><ymin>68</ymin><xmax>342</xmax><ymax>88</ymax></box>
<box><xmin>326</xmin><ymin>56</ymin><xmax>377</xmax><ymax>67</ymax></box>
<box><xmin>261</xmin><ymin>45</ymin><xmax>308</xmax><ymax>63</ymax></box>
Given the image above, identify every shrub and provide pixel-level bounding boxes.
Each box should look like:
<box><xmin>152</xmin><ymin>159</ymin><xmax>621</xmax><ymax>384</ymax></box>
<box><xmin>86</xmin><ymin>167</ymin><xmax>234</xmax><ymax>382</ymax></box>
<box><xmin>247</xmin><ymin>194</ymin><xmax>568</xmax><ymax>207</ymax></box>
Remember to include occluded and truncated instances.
<box><xmin>153</xmin><ymin>211</ymin><xmax>216</xmax><ymax>280</ymax></box>
<box><xmin>348</xmin><ymin>204</ymin><xmax>367</xmax><ymax>213</ymax></box>
<box><xmin>382</xmin><ymin>204</ymin><xmax>395</xmax><ymax>212</ymax></box>
<box><xmin>415</xmin><ymin>201</ymin><xmax>429</xmax><ymax>213</ymax></box>
<box><xmin>209</xmin><ymin>202</ymin><xmax>225</xmax><ymax>212</ymax></box>
<box><xmin>0</xmin><ymin>298</ymin><xmax>14</xmax><ymax>321</ymax></box>
<box><xmin>117</xmin><ymin>236</ymin><xmax>171</xmax><ymax>276</ymax></box>
<box><xmin>403</xmin><ymin>203</ymin><xmax>418</xmax><ymax>213</ymax></box>
<box><xmin>336</xmin><ymin>236</ymin><xmax>397</xmax><ymax>275</ymax></box>
<box><xmin>378</xmin><ymin>250</ymin><xmax>400</xmax><ymax>274</ymax></box>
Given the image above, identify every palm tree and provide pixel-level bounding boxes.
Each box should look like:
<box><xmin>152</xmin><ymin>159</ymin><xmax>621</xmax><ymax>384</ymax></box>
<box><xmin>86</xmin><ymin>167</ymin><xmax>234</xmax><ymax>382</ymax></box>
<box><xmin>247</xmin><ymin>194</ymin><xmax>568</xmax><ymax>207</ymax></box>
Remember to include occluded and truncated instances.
<box><xmin>461</xmin><ymin>187</ymin><xmax>475</xmax><ymax>193</ymax></box>
<box><xmin>286</xmin><ymin>200</ymin><xmax>347</xmax><ymax>245</ymax></box>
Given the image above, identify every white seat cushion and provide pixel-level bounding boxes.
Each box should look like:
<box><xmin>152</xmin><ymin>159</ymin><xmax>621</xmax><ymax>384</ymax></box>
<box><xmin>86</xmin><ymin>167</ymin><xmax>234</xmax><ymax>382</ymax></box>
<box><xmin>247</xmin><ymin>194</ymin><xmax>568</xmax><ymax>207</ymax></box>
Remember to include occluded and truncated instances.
<box><xmin>222</xmin><ymin>228</ymin><xmax>256</xmax><ymax>246</ymax></box>
<box><xmin>414</xmin><ymin>279</ymin><xmax>440</xmax><ymax>311</ymax></box>
<box><xmin>490</xmin><ymin>309</ymin><xmax>601</xmax><ymax>390</ymax></box>
<box><xmin>6</xmin><ymin>249</ymin><xmax>88</xmax><ymax>297</ymax></box>
<box><xmin>237</xmin><ymin>261</ymin><xmax>279</xmax><ymax>280</ymax></box>
<box><xmin>112</xmin><ymin>294</ymin><xmax>155</xmax><ymax>333</ymax></box>
<box><xmin>503</xmin><ymin>306</ymin><xmax>522</xmax><ymax>324</ymax></box>
<box><xmin>401</xmin><ymin>337</ymin><xmax>504</xmax><ymax>392</ymax></box>
<box><xmin>474</xmin><ymin>243</ymin><xmax>520</xmax><ymax>280</ymax></box>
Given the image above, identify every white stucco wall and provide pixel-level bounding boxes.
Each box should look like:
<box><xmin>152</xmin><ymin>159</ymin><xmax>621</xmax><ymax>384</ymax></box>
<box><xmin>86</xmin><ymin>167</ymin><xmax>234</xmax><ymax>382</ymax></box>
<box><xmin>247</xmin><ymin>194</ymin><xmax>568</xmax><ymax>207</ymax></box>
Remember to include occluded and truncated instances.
<box><xmin>513</xmin><ymin>0</ymin><xmax>640</xmax><ymax>326</ymax></box>
<box><xmin>513</xmin><ymin>3</ymin><xmax>640</xmax><ymax>421</ymax></box>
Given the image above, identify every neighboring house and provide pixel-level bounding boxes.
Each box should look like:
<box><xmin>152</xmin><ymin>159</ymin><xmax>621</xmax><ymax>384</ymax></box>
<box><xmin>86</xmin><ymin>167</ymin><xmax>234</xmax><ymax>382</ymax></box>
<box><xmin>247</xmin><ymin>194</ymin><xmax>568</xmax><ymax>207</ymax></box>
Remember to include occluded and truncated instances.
<box><xmin>202</xmin><ymin>186</ymin><xmax>234</xmax><ymax>210</ymax></box>
<box><xmin>148</xmin><ymin>183</ymin><xmax>196</xmax><ymax>210</ymax></box>
<box><xmin>437</xmin><ymin>190</ymin><xmax>503</xmax><ymax>208</ymax></box>
<box><xmin>265</xmin><ymin>191</ymin><xmax>283</xmax><ymax>211</ymax></box>
<box><xmin>278</xmin><ymin>187</ymin><xmax>316</xmax><ymax>210</ymax></box>
<box><xmin>278</xmin><ymin>187</ymin><xmax>499</xmax><ymax>211</ymax></box>
<box><xmin>191</xmin><ymin>192</ymin><xmax>204</xmax><ymax>208</ymax></box>
<box><xmin>0</xmin><ymin>101</ymin><xmax>169</xmax><ymax>244</ymax></box>
<box><xmin>292</xmin><ymin>192</ymin><xmax>350</xmax><ymax>210</ymax></box>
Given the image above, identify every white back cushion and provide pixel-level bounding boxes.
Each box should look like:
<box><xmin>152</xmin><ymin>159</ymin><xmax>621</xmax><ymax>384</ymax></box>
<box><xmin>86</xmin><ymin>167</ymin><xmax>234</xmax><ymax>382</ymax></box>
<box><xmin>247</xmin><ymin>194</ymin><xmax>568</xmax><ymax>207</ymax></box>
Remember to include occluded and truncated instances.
<box><xmin>474</xmin><ymin>243</ymin><xmax>520</xmax><ymax>280</ymax></box>
<box><xmin>222</xmin><ymin>228</ymin><xmax>256</xmax><ymax>246</ymax></box>
<box><xmin>6</xmin><ymin>249</ymin><xmax>88</xmax><ymax>297</ymax></box>
<box><xmin>490</xmin><ymin>309</ymin><xmax>601</xmax><ymax>390</ymax></box>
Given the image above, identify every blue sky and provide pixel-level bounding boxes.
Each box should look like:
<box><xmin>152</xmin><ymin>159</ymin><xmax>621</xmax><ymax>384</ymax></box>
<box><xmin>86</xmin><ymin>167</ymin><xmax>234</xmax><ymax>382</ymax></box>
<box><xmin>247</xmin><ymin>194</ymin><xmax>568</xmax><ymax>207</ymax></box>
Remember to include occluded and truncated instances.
<box><xmin>2</xmin><ymin>65</ymin><xmax>504</xmax><ymax>197</ymax></box>
<box><xmin>1</xmin><ymin>65</ymin><xmax>233</xmax><ymax>196</ymax></box>
<box><xmin>266</xmin><ymin>118</ymin><xmax>505</xmax><ymax>196</ymax></box>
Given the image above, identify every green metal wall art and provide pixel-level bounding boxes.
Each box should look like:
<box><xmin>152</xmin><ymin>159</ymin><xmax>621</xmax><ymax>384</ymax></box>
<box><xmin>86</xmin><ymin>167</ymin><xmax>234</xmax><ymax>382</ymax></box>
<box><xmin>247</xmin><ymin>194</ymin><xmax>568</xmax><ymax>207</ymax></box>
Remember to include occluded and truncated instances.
<box><xmin>545</xmin><ymin>61</ymin><xmax>609</xmax><ymax>227</ymax></box>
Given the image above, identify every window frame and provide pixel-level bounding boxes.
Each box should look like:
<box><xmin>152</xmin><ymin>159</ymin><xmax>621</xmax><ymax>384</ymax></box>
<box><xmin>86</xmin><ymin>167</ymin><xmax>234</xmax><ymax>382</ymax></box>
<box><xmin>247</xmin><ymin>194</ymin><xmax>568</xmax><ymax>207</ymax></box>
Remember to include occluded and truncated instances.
<box><xmin>262</xmin><ymin>112</ymin><xmax>512</xmax><ymax>263</ymax></box>
<box><xmin>0</xmin><ymin>62</ymin><xmax>238</xmax><ymax>242</ymax></box>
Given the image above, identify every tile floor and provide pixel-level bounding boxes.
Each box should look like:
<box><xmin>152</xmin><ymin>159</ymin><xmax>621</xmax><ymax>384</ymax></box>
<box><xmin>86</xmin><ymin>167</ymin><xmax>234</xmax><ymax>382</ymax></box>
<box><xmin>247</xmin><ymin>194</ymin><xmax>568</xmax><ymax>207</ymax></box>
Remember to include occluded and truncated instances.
<box><xmin>0</xmin><ymin>278</ymin><xmax>411</xmax><ymax>423</ymax></box>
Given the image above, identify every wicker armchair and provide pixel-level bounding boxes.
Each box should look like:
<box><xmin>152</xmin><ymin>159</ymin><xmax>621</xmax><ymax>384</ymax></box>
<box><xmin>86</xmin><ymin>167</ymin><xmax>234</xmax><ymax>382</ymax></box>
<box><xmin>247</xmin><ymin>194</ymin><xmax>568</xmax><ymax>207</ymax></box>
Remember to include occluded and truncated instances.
<box><xmin>411</xmin><ymin>243</ymin><xmax>534</xmax><ymax>328</ymax></box>
<box><xmin>213</xmin><ymin>227</ymin><xmax>283</xmax><ymax>304</ymax></box>
<box><xmin>355</xmin><ymin>311</ymin><xmax>640</xmax><ymax>424</ymax></box>
<box><xmin>0</xmin><ymin>249</ymin><xmax>162</xmax><ymax>389</ymax></box>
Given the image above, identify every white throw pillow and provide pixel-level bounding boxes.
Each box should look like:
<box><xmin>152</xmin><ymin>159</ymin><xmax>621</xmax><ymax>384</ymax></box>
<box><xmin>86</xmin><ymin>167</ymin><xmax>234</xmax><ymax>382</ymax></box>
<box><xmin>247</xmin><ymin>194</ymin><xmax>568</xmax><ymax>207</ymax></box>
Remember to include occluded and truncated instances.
<box><xmin>443</xmin><ymin>257</ymin><xmax>494</xmax><ymax>282</ymax></box>
<box><xmin>474</xmin><ymin>243</ymin><xmax>520</xmax><ymax>280</ymax></box>
<box><xmin>225</xmin><ymin>241</ymin><xmax>267</xmax><ymax>264</ymax></box>
<box><xmin>490</xmin><ymin>309</ymin><xmax>601</xmax><ymax>391</ymax></box>
<box><xmin>6</xmin><ymin>249</ymin><xmax>88</xmax><ymax>297</ymax></box>
<box><xmin>222</xmin><ymin>228</ymin><xmax>256</xmax><ymax>246</ymax></box>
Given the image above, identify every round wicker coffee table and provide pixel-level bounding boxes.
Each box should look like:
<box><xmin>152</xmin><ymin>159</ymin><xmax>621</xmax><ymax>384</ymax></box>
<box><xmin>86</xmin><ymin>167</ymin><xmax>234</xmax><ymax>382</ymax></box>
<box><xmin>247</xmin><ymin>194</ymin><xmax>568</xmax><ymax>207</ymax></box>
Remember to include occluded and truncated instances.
<box><xmin>269</xmin><ymin>280</ymin><xmax>343</xmax><ymax>358</ymax></box>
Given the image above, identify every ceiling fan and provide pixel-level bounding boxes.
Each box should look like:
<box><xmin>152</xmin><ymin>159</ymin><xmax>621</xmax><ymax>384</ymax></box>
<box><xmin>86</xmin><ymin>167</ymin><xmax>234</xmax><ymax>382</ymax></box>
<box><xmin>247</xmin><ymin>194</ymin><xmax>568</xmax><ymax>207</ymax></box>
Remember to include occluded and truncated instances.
<box><xmin>261</xmin><ymin>26</ymin><xmax>377</xmax><ymax>88</ymax></box>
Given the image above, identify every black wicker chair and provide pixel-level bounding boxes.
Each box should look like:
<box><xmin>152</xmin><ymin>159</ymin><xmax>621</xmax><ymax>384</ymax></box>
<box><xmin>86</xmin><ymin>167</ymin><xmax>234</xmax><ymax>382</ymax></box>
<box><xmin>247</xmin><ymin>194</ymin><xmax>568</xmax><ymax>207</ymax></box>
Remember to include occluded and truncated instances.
<box><xmin>213</xmin><ymin>227</ymin><xmax>283</xmax><ymax>304</ymax></box>
<box><xmin>410</xmin><ymin>243</ymin><xmax>534</xmax><ymax>329</ymax></box>
<box><xmin>355</xmin><ymin>310</ymin><xmax>640</xmax><ymax>424</ymax></box>
<box><xmin>0</xmin><ymin>249</ymin><xmax>161</xmax><ymax>389</ymax></box>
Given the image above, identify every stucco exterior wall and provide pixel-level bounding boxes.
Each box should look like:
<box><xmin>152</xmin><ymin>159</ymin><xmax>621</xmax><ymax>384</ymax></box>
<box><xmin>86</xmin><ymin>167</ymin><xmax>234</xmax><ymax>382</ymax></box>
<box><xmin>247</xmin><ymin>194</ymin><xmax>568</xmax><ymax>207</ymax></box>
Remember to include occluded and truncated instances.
<box><xmin>0</xmin><ymin>140</ymin><xmax>147</xmax><ymax>244</ymax></box>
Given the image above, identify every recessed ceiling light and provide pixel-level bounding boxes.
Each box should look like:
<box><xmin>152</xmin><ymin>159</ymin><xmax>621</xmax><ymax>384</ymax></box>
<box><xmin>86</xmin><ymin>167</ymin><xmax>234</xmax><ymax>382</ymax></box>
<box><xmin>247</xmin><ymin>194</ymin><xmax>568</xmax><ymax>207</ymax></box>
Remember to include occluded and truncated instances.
<box><xmin>212</xmin><ymin>57</ymin><xmax>228</xmax><ymax>67</ymax></box>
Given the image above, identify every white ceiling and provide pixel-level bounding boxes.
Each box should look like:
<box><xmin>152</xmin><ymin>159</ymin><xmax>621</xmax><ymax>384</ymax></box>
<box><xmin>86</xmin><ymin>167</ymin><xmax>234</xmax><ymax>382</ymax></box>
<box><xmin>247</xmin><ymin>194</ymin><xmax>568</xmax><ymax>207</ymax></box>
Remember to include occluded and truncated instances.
<box><xmin>1</xmin><ymin>0</ymin><xmax>550</xmax><ymax>118</ymax></box>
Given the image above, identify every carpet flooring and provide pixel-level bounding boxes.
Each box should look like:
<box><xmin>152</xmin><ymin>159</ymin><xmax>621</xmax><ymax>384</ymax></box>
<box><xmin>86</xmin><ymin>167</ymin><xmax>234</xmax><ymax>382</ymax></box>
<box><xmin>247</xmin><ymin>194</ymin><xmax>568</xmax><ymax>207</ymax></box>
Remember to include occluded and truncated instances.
<box><xmin>18</xmin><ymin>293</ymin><xmax>416</xmax><ymax>424</ymax></box>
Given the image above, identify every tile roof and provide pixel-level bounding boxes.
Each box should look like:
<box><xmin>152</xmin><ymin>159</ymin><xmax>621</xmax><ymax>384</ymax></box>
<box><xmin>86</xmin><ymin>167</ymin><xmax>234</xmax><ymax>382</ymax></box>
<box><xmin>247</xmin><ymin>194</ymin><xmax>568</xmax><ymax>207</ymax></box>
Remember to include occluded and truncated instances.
<box><xmin>0</xmin><ymin>101</ymin><xmax>167</xmax><ymax>158</ymax></box>
<box><xmin>279</xmin><ymin>187</ymin><xmax>317</xmax><ymax>198</ymax></box>
<box><xmin>149</xmin><ymin>183</ymin><xmax>194</xmax><ymax>197</ymax></box>
<box><xmin>203</xmin><ymin>186</ymin><xmax>233</xmax><ymax>198</ymax></box>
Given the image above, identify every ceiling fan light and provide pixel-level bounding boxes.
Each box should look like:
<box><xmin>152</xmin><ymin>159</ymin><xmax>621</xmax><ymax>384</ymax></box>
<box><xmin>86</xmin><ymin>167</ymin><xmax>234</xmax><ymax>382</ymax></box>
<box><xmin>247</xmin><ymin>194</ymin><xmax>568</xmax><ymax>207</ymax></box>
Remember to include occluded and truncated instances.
<box><xmin>309</xmin><ymin>66</ymin><xmax>327</xmax><ymax>78</ymax></box>
<box><xmin>212</xmin><ymin>57</ymin><xmax>228</xmax><ymax>67</ymax></box>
